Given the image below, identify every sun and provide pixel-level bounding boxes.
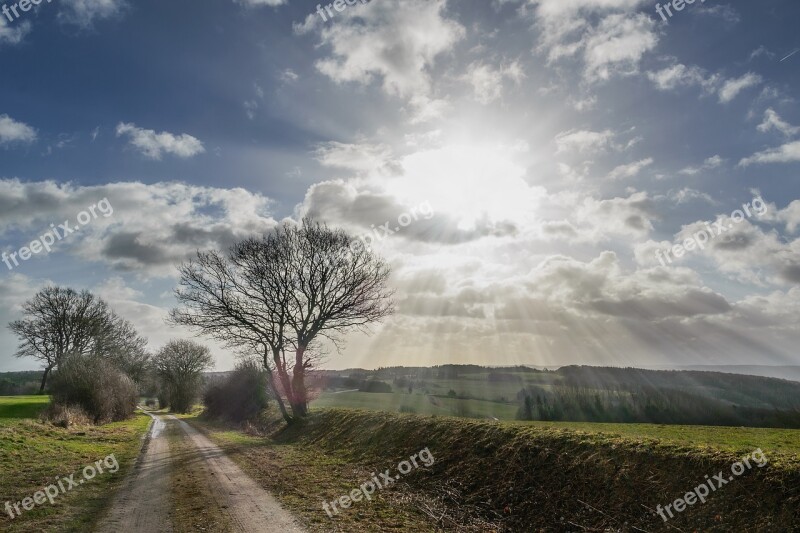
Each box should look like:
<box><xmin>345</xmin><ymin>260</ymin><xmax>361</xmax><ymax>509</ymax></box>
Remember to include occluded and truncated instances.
<box><xmin>385</xmin><ymin>141</ymin><xmax>540</xmax><ymax>230</ymax></box>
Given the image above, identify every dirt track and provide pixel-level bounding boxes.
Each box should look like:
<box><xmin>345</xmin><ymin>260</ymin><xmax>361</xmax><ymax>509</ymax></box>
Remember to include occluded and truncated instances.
<box><xmin>95</xmin><ymin>413</ymin><xmax>305</xmax><ymax>533</ymax></box>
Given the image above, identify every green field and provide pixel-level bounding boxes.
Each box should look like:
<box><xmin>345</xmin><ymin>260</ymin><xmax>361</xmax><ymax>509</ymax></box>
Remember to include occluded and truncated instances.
<box><xmin>312</xmin><ymin>390</ymin><xmax>519</xmax><ymax>419</ymax></box>
<box><xmin>0</xmin><ymin>396</ymin><xmax>151</xmax><ymax>532</ymax></box>
<box><xmin>312</xmin><ymin>391</ymin><xmax>800</xmax><ymax>462</ymax></box>
<box><xmin>0</xmin><ymin>395</ymin><xmax>50</xmax><ymax>419</ymax></box>
<box><xmin>513</xmin><ymin>419</ymin><xmax>800</xmax><ymax>458</ymax></box>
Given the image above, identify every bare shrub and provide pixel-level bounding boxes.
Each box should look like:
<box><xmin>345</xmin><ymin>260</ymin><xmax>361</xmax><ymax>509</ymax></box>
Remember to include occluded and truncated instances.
<box><xmin>40</xmin><ymin>403</ymin><xmax>92</xmax><ymax>428</ymax></box>
<box><xmin>203</xmin><ymin>359</ymin><xmax>270</xmax><ymax>422</ymax></box>
<box><xmin>48</xmin><ymin>354</ymin><xmax>138</xmax><ymax>423</ymax></box>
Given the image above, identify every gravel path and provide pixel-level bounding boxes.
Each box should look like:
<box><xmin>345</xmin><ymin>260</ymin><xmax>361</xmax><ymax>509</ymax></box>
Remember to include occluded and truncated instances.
<box><xmin>95</xmin><ymin>412</ymin><xmax>306</xmax><ymax>533</ymax></box>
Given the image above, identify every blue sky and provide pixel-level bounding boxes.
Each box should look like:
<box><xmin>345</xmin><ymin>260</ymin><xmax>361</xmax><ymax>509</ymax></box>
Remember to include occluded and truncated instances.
<box><xmin>1</xmin><ymin>0</ymin><xmax>799</xmax><ymax>372</ymax></box>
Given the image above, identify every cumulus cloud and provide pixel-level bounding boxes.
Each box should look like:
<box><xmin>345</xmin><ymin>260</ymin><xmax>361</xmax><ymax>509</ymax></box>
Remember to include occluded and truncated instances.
<box><xmin>0</xmin><ymin>179</ymin><xmax>277</xmax><ymax>277</ymax></box>
<box><xmin>527</xmin><ymin>0</ymin><xmax>657</xmax><ymax>82</ymax></box>
<box><xmin>0</xmin><ymin>115</ymin><xmax>37</xmax><ymax>145</ymax></box>
<box><xmin>297</xmin><ymin>0</ymin><xmax>464</xmax><ymax>122</ymax></box>
<box><xmin>577</xmin><ymin>191</ymin><xmax>657</xmax><ymax>238</ymax></box>
<box><xmin>116</xmin><ymin>122</ymin><xmax>205</xmax><ymax>160</ymax></box>
<box><xmin>582</xmin><ymin>13</ymin><xmax>658</xmax><ymax>81</ymax></box>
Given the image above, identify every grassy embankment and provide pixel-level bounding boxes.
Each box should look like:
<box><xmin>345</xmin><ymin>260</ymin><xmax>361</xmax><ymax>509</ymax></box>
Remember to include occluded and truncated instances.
<box><xmin>0</xmin><ymin>396</ymin><xmax>151</xmax><ymax>533</ymax></box>
<box><xmin>190</xmin><ymin>408</ymin><xmax>800</xmax><ymax>532</ymax></box>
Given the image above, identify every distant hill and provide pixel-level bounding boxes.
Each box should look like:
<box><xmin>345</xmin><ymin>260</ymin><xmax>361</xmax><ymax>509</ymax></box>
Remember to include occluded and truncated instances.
<box><xmin>658</xmin><ymin>365</ymin><xmax>800</xmax><ymax>383</ymax></box>
<box><xmin>314</xmin><ymin>364</ymin><xmax>800</xmax><ymax>428</ymax></box>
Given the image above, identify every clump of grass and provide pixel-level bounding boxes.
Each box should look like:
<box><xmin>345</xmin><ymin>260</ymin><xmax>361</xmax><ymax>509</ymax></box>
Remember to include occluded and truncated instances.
<box><xmin>39</xmin><ymin>403</ymin><xmax>92</xmax><ymax>428</ymax></box>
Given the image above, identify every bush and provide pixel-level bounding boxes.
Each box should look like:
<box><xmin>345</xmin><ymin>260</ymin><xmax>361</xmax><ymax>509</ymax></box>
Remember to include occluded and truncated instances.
<box><xmin>40</xmin><ymin>403</ymin><xmax>92</xmax><ymax>428</ymax></box>
<box><xmin>48</xmin><ymin>354</ymin><xmax>138</xmax><ymax>424</ymax></box>
<box><xmin>359</xmin><ymin>380</ymin><xmax>392</xmax><ymax>393</ymax></box>
<box><xmin>203</xmin><ymin>360</ymin><xmax>270</xmax><ymax>422</ymax></box>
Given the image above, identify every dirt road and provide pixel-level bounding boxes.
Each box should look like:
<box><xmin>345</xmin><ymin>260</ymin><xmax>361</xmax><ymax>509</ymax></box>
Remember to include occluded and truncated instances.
<box><xmin>95</xmin><ymin>412</ymin><xmax>306</xmax><ymax>533</ymax></box>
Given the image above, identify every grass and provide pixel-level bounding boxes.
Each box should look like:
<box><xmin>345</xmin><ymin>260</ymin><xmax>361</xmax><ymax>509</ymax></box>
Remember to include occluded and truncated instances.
<box><xmin>0</xmin><ymin>396</ymin><xmax>152</xmax><ymax>532</ymax></box>
<box><xmin>0</xmin><ymin>395</ymin><xmax>50</xmax><ymax>419</ymax></box>
<box><xmin>312</xmin><ymin>391</ymin><xmax>518</xmax><ymax>419</ymax></box>
<box><xmin>166</xmin><ymin>417</ymin><xmax>232</xmax><ymax>532</ymax></box>
<box><xmin>188</xmin><ymin>411</ymin><xmax>442</xmax><ymax>532</ymax></box>
<box><xmin>190</xmin><ymin>407</ymin><xmax>800</xmax><ymax>532</ymax></box>
<box><xmin>511</xmin><ymin>419</ymin><xmax>800</xmax><ymax>459</ymax></box>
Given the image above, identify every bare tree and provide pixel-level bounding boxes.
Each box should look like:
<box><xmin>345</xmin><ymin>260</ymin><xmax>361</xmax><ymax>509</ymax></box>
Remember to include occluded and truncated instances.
<box><xmin>9</xmin><ymin>287</ymin><xmax>114</xmax><ymax>392</ymax></box>
<box><xmin>8</xmin><ymin>286</ymin><xmax>150</xmax><ymax>392</ymax></box>
<box><xmin>152</xmin><ymin>339</ymin><xmax>213</xmax><ymax>413</ymax></box>
<box><xmin>97</xmin><ymin>318</ymin><xmax>151</xmax><ymax>387</ymax></box>
<box><xmin>170</xmin><ymin>219</ymin><xmax>394</xmax><ymax>422</ymax></box>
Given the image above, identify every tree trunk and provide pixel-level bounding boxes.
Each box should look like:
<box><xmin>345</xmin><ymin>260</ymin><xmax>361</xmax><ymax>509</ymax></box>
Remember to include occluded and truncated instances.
<box><xmin>262</xmin><ymin>349</ymin><xmax>292</xmax><ymax>424</ymax></box>
<box><xmin>39</xmin><ymin>366</ymin><xmax>52</xmax><ymax>394</ymax></box>
<box><xmin>291</xmin><ymin>345</ymin><xmax>308</xmax><ymax>417</ymax></box>
<box><xmin>273</xmin><ymin>350</ymin><xmax>296</xmax><ymax>405</ymax></box>
<box><xmin>268</xmin><ymin>369</ymin><xmax>292</xmax><ymax>424</ymax></box>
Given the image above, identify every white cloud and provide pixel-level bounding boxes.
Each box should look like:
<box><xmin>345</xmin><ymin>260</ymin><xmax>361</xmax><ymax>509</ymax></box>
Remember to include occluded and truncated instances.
<box><xmin>59</xmin><ymin>0</ymin><xmax>127</xmax><ymax>27</ymax></box>
<box><xmin>718</xmin><ymin>73</ymin><xmax>762</xmax><ymax>103</ymax></box>
<box><xmin>0</xmin><ymin>18</ymin><xmax>30</xmax><ymax>46</ymax></box>
<box><xmin>555</xmin><ymin>129</ymin><xmax>614</xmax><ymax>154</ymax></box>
<box><xmin>739</xmin><ymin>140</ymin><xmax>800</xmax><ymax>166</ymax></box>
<box><xmin>0</xmin><ymin>179</ymin><xmax>277</xmax><ymax>277</ymax></box>
<box><xmin>758</xmin><ymin>108</ymin><xmax>800</xmax><ymax>138</ymax></box>
<box><xmin>582</xmin><ymin>13</ymin><xmax>658</xmax><ymax>82</ymax></box>
<box><xmin>235</xmin><ymin>0</ymin><xmax>286</xmax><ymax>6</ymax></box>
<box><xmin>0</xmin><ymin>115</ymin><xmax>37</xmax><ymax>145</ymax></box>
<box><xmin>668</xmin><ymin>188</ymin><xmax>716</xmax><ymax>205</ymax></box>
<box><xmin>577</xmin><ymin>191</ymin><xmax>657</xmax><ymax>238</ymax></box>
<box><xmin>528</xmin><ymin>0</ymin><xmax>656</xmax><ymax>83</ymax></box>
<box><xmin>647</xmin><ymin>63</ymin><xmax>717</xmax><ymax>92</ymax></box>
<box><xmin>462</xmin><ymin>60</ymin><xmax>525</xmax><ymax>104</ymax></box>
<box><xmin>280</xmin><ymin>69</ymin><xmax>299</xmax><ymax>83</ymax></box>
<box><xmin>679</xmin><ymin>155</ymin><xmax>724</xmax><ymax>175</ymax></box>
<box><xmin>116</xmin><ymin>122</ymin><xmax>205</xmax><ymax>160</ymax></box>
<box><xmin>607</xmin><ymin>157</ymin><xmax>653</xmax><ymax>180</ymax></box>
<box><xmin>301</xmin><ymin>0</ymin><xmax>464</xmax><ymax>122</ymax></box>
<box><xmin>555</xmin><ymin>128</ymin><xmax>637</xmax><ymax>155</ymax></box>
<box><xmin>314</xmin><ymin>141</ymin><xmax>399</xmax><ymax>174</ymax></box>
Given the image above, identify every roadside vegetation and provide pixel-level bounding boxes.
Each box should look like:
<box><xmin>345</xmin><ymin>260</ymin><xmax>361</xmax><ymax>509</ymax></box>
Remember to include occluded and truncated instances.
<box><xmin>0</xmin><ymin>396</ymin><xmax>151</xmax><ymax>533</ymax></box>
<box><xmin>188</xmin><ymin>408</ymin><xmax>800</xmax><ymax>532</ymax></box>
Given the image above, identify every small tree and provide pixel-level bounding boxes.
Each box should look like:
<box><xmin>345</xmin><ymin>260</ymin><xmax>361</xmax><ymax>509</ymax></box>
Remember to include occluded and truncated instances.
<box><xmin>153</xmin><ymin>340</ymin><xmax>213</xmax><ymax>413</ymax></box>
<box><xmin>170</xmin><ymin>219</ymin><xmax>394</xmax><ymax>423</ymax></box>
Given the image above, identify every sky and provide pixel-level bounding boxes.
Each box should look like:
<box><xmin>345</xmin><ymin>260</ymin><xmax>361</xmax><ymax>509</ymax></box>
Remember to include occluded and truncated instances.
<box><xmin>1</xmin><ymin>0</ymin><xmax>799</xmax><ymax>372</ymax></box>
